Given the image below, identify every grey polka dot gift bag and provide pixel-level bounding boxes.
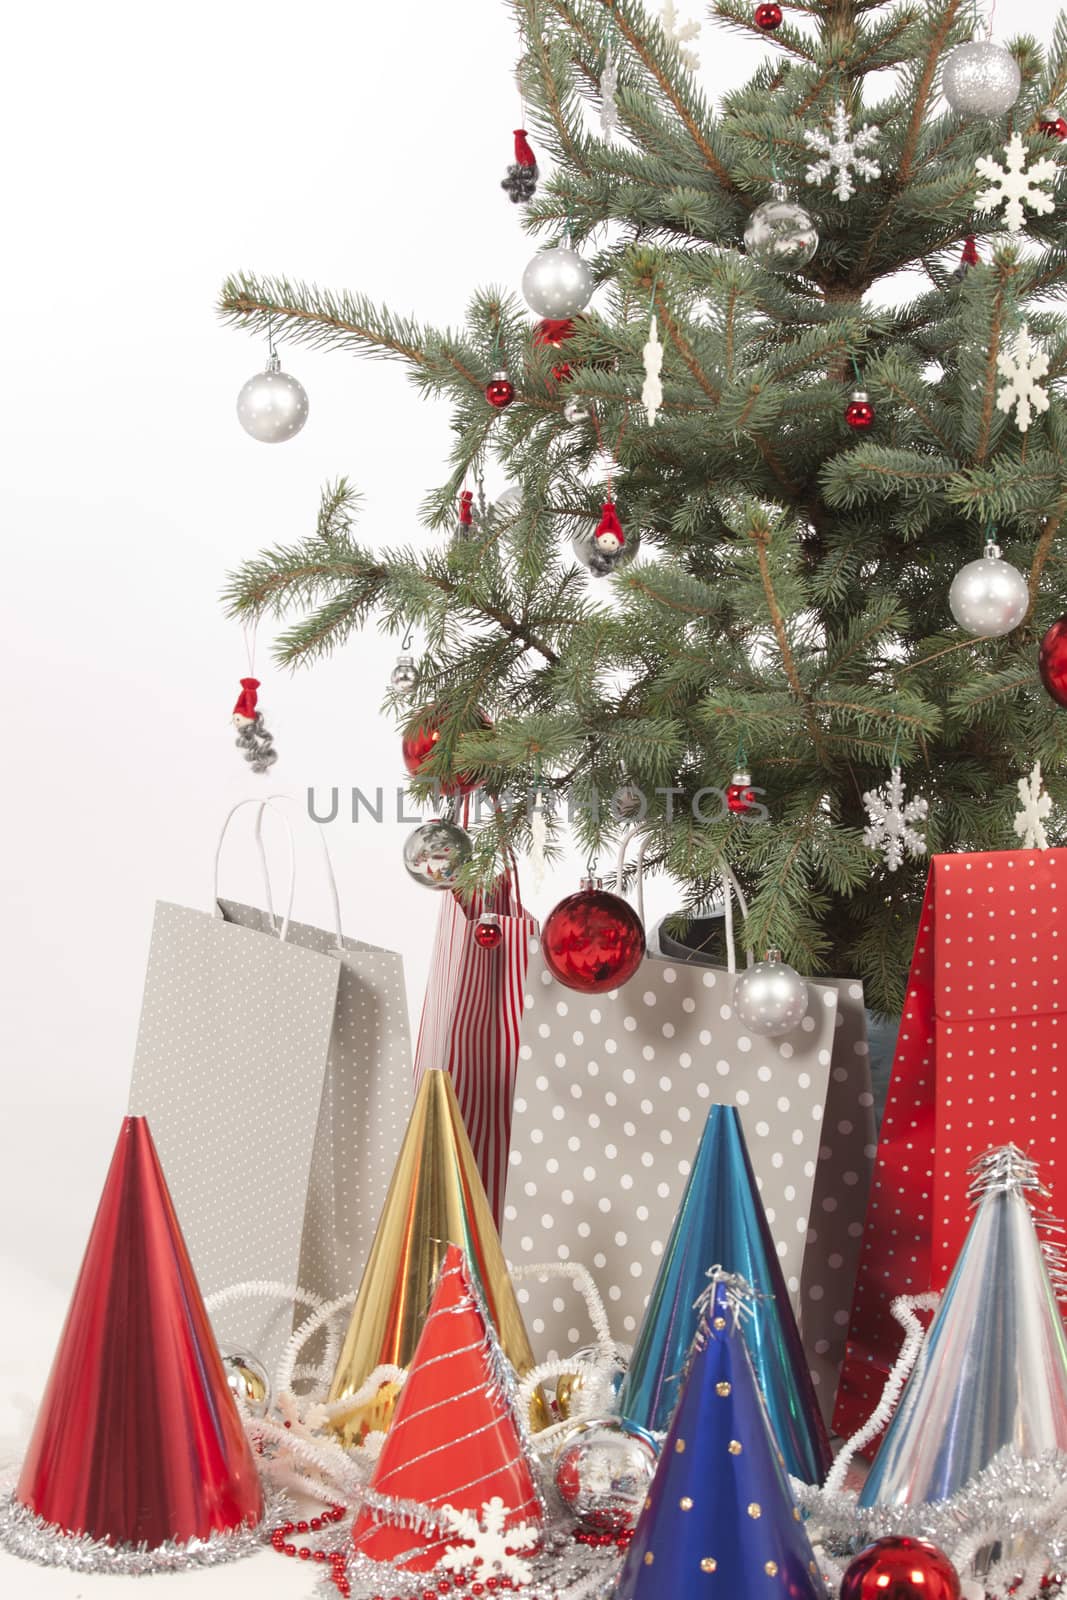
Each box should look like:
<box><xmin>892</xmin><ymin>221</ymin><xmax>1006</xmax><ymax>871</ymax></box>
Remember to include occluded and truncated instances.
<box><xmin>128</xmin><ymin>799</ymin><xmax>412</xmax><ymax>1367</ymax></box>
<box><xmin>501</xmin><ymin>840</ymin><xmax>874</xmax><ymax>1421</ymax></box>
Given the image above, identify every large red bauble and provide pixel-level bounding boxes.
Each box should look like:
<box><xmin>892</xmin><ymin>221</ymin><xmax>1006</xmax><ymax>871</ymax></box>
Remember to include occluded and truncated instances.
<box><xmin>840</xmin><ymin>1539</ymin><xmax>961</xmax><ymax>1600</ymax></box>
<box><xmin>541</xmin><ymin>881</ymin><xmax>645</xmax><ymax>993</ymax></box>
<box><xmin>754</xmin><ymin>2</ymin><xmax>783</xmax><ymax>28</ymax></box>
<box><xmin>402</xmin><ymin>713</ymin><xmax>488</xmax><ymax>797</ymax></box>
<box><xmin>1039</xmin><ymin>615</ymin><xmax>1067</xmax><ymax>707</ymax></box>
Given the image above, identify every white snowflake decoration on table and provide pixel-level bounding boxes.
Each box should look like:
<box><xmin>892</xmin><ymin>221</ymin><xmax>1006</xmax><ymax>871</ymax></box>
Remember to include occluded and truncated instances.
<box><xmin>661</xmin><ymin>0</ymin><xmax>700</xmax><ymax>71</ymax></box>
<box><xmin>804</xmin><ymin>100</ymin><xmax>881</xmax><ymax>202</ymax></box>
<box><xmin>975</xmin><ymin>132</ymin><xmax>1057</xmax><ymax>235</ymax></box>
<box><xmin>1014</xmin><ymin>761</ymin><xmax>1052</xmax><ymax>850</ymax></box>
<box><xmin>641</xmin><ymin>314</ymin><xmax>664</xmax><ymax>424</ymax></box>
<box><xmin>600</xmin><ymin>48</ymin><xmax>620</xmax><ymax>141</ymax></box>
<box><xmin>863</xmin><ymin>765</ymin><xmax>929</xmax><ymax>871</ymax></box>
<box><xmin>997</xmin><ymin>323</ymin><xmax>1050</xmax><ymax>433</ymax></box>
<box><xmin>440</xmin><ymin>1497</ymin><xmax>538</xmax><ymax>1585</ymax></box>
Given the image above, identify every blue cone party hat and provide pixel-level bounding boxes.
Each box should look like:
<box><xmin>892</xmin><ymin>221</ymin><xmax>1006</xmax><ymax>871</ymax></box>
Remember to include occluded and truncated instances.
<box><xmin>618</xmin><ymin>1103</ymin><xmax>830</xmax><ymax>1483</ymax></box>
<box><xmin>613</xmin><ymin>1275</ymin><xmax>824</xmax><ymax>1600</ymax></box>
<box><xmin>860</xmin><ymin>1145</ymin><xmax>1067</xmax><ymax>1507</ymax></box>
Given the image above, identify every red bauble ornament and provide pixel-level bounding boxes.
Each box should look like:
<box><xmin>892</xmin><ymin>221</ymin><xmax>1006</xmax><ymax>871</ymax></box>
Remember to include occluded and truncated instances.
<box><xmin>1039</xmin><ymin>108</ymin><xmax>1067</xmax><ymax>139</ymax></box>
<box><xmin>402</xmin><ymin>713</ymin><xmax>489</xmax><ymax>797</ymax></box>
<box><xmin>474</xmin><ymin>912</ymin><xmax>503</xmax><ymax>949</ymax></box>
<box><xmin>845</xmin><ymin>389</ymin><xmax>875</xmax><ymax>430</ymax></box>
<box><xmin>485</xmin><ymin>372</ymin><xmax>515</xmax><ymax>409</ymax></box>
<box><xmin>840</xmin><ymin>1539</ymin><xmax>960</xmax><ymax>1600</ymax></box>
<box><xmin>1039</xmin><ymin>615</ymin><xmax>1067</xmax><ymax>706</ymax></box>
<box><xmin>726</xmin><ymin>768</ymin><xmax>757</xmax><ymax>815</ymax></box>
<box><xmin>541</xmin><ymin>877</ymin><xmax>645</xmax><ymax>993</ymax></box>
<box><xmin>754</xmin><ymin>2</ymin><xmax>783</xmax><ymax>28</ymax></box>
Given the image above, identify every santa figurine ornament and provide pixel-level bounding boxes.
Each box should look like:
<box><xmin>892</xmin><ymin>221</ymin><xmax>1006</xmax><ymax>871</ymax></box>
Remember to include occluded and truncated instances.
<box><xmin>232</xmin><ymin>677</ymin><xmax>278</xmax><ymax>774</ymax></box>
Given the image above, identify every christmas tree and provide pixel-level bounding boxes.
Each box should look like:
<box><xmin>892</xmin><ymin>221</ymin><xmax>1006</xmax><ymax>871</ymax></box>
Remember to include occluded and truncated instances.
<box><xmin>220</xmin><ymin>0</ymin><xmax>1067</xmax><ymax>1011</ymax></box>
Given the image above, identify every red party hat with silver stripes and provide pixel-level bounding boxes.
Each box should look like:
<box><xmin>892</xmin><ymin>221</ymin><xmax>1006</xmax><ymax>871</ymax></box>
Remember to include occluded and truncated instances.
<box><xmin>350</xmin><ymin>1244</ymin><xmax>544</xmax><ymax>1572</ymax></box>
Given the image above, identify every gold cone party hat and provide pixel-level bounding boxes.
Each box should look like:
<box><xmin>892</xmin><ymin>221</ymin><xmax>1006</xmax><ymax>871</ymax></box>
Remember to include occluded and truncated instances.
<box><xmin>327</xmin><ymin>1068</ymin><xmax>546</xmax><ymax>1441</ymax></box>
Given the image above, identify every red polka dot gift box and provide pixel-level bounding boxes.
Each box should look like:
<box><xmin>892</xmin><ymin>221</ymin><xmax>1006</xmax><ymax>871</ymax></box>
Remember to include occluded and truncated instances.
<box><xmin>835</xmin><ymin>849</ymin><xmax>1067</xmax><ymax>1440</ymax></box>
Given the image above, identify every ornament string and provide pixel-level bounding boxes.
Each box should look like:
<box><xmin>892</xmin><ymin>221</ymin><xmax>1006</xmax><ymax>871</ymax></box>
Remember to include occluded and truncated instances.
<box><xmin>588</xmin><ymin>406</ymin><xmax>629</xmax><ymax>498</ymax></box>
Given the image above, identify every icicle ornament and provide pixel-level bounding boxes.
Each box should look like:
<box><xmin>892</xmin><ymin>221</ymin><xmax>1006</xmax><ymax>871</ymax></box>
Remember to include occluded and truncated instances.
<box><xmin>641</xmin><ymin>314</ymin><xmax>663</xmax><ymax>424</ymax></box>
<box><xmin>600</xmin><ymin>48</ymin><xmax>620</xmax><ymax>141</ymax></box>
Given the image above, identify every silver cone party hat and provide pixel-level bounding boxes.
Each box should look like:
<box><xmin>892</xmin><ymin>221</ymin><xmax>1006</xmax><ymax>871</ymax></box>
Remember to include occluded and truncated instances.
<box><xmin>860</xmin><ymin>1145</ymin><xmax>1067</xmax><ymax>1507</ymax></box>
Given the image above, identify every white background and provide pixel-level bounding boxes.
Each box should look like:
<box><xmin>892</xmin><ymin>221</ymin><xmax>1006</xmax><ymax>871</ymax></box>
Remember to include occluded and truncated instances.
<box><xmin>0</xmin><ymin>0</ymin><xmax>1054</xmax><ymax>1591</ymax></box>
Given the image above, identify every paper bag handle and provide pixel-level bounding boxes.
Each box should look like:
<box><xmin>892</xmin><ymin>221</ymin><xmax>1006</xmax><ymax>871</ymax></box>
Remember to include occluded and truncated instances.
<box><xmin>615</xmin><ymin>826</ymin><xmax>753</xmax><ymax>975</ymax></box>
<box><xmin>254</xmin><ymin>794</ymin><xmax>345</xmax><ymax>951</ymax></box>
<box><xmin>214</xmin><ymin>798</ymin><xmax>297</xmax><ymax>942</ymax></box>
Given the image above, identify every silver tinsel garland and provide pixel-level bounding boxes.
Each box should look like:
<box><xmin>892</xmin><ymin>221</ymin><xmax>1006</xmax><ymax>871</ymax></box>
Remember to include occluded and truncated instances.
<box><xmin>0</xmin><ymin>1484</ymin><xmax>285</xmax><ymax>1576</ymax></box>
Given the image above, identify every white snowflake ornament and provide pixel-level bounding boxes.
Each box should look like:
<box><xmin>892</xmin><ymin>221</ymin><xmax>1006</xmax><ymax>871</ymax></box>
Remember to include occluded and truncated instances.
<box><xmin>661</xmin><ymin>0</ymin><xmax>700</xmax><ymax>71</ymax></box>
<box><xmin>641</xmin><ymin>313</ymin><xmax>664</xmax><ymax>425</ymax></box>
<box><xmin>1014</xmin><ymin>761</ymin><xmax>1052</xmax><ymax>850</ymax></box>
<box><xmin>804</xmin><ymin>100</ymin><xmax>881</xmax><ymax>202</ymax></box>
<box><xmin>975</xmin><ymin>132</ymin><xmax>1057</xmax><ymax>234</ymax></box>
<box><xmin>863</xmin><ymin>765</ymin><xmax>929</xmax><ymax>871</ymax></box>
<box><xmin>440</xmin><ymin>1497</ymin><xmax>539</xmax><ymax>1586</ymax></box>
<box><xmin>600</xmin><ymin>48</ymin><xmax>620</xmax><ymax>141</ymax></box>
<box><xmin>996</xmin><ymin>323</ymin><xmax>1050</xmax><ymax>433</ymax></box>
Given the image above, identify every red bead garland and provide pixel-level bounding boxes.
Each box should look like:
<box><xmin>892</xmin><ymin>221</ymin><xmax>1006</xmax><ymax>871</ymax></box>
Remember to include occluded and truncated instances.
<box><xmin>269</xmin><ymin>1504</ymin><xmax>349</xmax><ymax>1593</ymax></box>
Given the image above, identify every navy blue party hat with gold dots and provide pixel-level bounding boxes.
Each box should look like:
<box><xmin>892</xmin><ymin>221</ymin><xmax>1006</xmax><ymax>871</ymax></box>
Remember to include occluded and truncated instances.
<box><xmin>612</xmin><ymin>1274</ymin><xmax>824</xmax><ymax>1600</ymax></box>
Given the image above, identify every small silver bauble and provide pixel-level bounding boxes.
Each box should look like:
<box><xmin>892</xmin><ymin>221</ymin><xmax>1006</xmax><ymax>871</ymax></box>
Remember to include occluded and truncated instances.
<box><xmin>390</xmin><ymin>654</ymin><xmax>418</xmax><ymax>694</ymax></box>
<box><xmin>744</xmin><ymin>184</ymin><xmax>819</xmax><ymax>272</ymax></box>
<box><xmin>522</xmin><ymin>237</ymin><xmax>595</xmax><ymax>318</ymax></box>
<box><xmin>220</xmin><ymin>1347</ymin><xmax>271</xmax><ymax>1416</ymax></box>
<box><xmin>733</xmin><ymin>948</ymin><xmax>809</xmax><ymax>1037</ymax></box>
<box><xmin>572</xmin><ymin>523</ymin><xmax>640</xmax><ymax>578</ymax></box>
<box><xmin>236</xmin><ymin>351</ymin><xmax>309</xmax><ymax>443</ymax></box>
<box><xmin>564</xmin><ymin>397</ymin><xmax>588</xmax><ymax>423</ymax></box>
<box><xmin>948</xmin><ymin>540</ymin><xmax>1029</xmax><ymax>638</ymax></box>
<box><xmin>554</xmin><ymin>1419</ymin><xmax>658</xmax><ymax>1534</ymax></box>
<box><xmin>402</xmin><ymin>818</ymin><xmax>472</xmax><ymax>889</ymax></box>
<box><xmin>942</xmin><ymin>40</ymin><xmax>1021</xmax><ymax>116</ymax></box>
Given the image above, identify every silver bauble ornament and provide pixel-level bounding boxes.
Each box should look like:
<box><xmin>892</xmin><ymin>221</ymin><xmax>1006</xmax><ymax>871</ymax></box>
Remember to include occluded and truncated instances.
<box><xmin>390</xmin><ymin>653</ymin><xmax>418</xmax><ymax>694</ymax></box>
<box><xmin>564</xmin><ymin>397</ymin><xmax>588</xmax><ymax>423</ymax></box>
<box><xmin>572</xmin><ymin>522</ymin><xmax>640</xmax><ymax>578</ymax></box>
<box><xmin>220</xmin><ymin>1347</ymin><xmax>271</xmax><ymax>1416</ymax></box>
<box><xmin>744</xmin><ymin>184</ymin><xmax>819</xmax><ymax>271</ymax></box>
<box><xmin>553</xmin><ymin>1419</ymin><xmax>658</xmax><ymax>1534</ymax></box>
<box><xmin>733</xmin><ymin>948</ymin><xmax>809</xmax><ymax>1037</ymax></box>
<box><xmin>949</xmin><ymin>540</ymin><xmax>1029</xmax><ymax>638</ymax></box>
<box><xmin>236</xmin><ymin>351</ymin><xmax>309</xmax><ymax>443</ymax></box>
<box><xmin>942</xmin><ymin>40</ymin><xmax>1021</xmax><ymax>116</ymax></box>
<box><xmin>402</xmin><ymin>818</ymin><xmax>472</xmax><ymax>889</ymax></box>
<box><xmin>522</xmin><ymin>237</ymin><xmax>595</xmax><ymax>318</ymax></box>
<box><xmin>495</xmin><ymin>485</ymin><xmax>524</xmax><ymax>517</ymax></box>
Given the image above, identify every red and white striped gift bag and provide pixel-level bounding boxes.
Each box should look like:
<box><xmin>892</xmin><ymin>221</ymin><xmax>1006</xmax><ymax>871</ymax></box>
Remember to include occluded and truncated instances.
<box><xmin>413</xmin><ymin>868</ymin><xmax>537</xmax><ymax>1226</ymax></box>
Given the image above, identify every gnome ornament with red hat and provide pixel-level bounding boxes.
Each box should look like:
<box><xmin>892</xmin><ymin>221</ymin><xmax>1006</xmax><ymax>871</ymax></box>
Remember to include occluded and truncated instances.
<box><xmin>501</xmin><ymin>129</ymin><xmax>539</xmax><ymax>203</ymax></box>
<box><xmin>232</xmin><ymin>676</ymin><xmax>278</xmax><ymax>773</ymax></box>
<box><xmin>0</xmin><ymin>1117</ymin><xmax>264</xmax><ymax>1572</ymax></box>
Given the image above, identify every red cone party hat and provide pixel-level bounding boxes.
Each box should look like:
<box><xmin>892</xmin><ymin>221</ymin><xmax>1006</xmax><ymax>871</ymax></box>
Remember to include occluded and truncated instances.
<box><xmin>351</xmin><ymin>1244</ymin><xmax>542</xmax><ymax>1572</ymax></box>
<box><xmin>16</xmin><ymin>1117</ymin><xmax>262</xmax><ymax>1548</ymax></box>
